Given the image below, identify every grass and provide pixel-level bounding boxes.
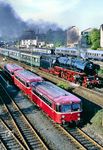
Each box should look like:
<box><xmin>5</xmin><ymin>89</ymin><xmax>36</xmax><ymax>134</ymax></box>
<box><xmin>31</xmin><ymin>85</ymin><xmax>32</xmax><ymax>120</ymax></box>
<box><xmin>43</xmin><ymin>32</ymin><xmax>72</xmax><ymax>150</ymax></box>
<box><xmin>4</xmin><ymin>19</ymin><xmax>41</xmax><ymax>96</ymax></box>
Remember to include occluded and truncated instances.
<box><xmin>98</xmin><ymin>69</ymin><xmax>103</xmax><ymax>75</ymax></box>
<box><xmin>91</xmin><ymin>109</ymin><xmax>103</xmax><ymax>128</ymax></box>
<box><xmin>57</xmin><ymin>81</ymin><xmax>74</xmax><ymax>91</ymax></box>
<box><xmin>87</xmin><ymin>109</ymin><xmax>103</xmax><ymax>136</ymax></box>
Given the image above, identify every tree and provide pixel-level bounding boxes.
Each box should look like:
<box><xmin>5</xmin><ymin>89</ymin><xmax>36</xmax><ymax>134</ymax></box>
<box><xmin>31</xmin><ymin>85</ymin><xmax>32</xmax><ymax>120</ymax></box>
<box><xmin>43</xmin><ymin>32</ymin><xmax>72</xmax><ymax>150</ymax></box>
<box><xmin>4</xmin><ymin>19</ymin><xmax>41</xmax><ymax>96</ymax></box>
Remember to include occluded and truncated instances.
<box><xmin>89</xmin><ymin>28</ymin><xmax>100</xmax><ymax>49</ymax></box>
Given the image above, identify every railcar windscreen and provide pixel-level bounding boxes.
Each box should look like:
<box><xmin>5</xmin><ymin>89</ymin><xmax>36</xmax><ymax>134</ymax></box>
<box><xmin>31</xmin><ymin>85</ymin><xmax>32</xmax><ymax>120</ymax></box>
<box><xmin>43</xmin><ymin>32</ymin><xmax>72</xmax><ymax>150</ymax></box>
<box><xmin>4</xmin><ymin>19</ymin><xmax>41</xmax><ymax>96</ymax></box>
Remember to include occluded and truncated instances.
<box><xmin>56</xmin><ymin>104</ymin><xmax>71</xmax><ymax>112</ymax></box>
<box><xmin>61</xmin><ymin>104</ymin><xmax>71</xmax><ymax>112</ymax></box>
<box><xmin>56</xmin><ymin>103</ymin><xmax>81</xmax><ymax>112</ymax></box>
<box><xmin>72</xmin><ymin>103</ymin><xmax>81</xmax><ymax>111</ymax></box>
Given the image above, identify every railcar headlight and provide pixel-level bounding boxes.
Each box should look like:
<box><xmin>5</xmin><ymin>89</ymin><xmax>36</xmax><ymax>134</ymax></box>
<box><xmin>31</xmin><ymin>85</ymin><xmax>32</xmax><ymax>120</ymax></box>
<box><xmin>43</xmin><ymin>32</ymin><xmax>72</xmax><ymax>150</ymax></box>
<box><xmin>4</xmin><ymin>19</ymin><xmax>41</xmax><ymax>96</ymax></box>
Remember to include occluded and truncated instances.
<box><xmin>78</xmin><ymin>117</ymin><xmax>80</xmax><ymax>121</ymax></box>
<box><xmin>62</xmin><ymin>120</ymin><xmax>65</xmax><ymax>124</ymax></box>
<box><xmin>62</xmin><ymin>115</ymin><xmax>65</xmax><ymax>118</ymax></box>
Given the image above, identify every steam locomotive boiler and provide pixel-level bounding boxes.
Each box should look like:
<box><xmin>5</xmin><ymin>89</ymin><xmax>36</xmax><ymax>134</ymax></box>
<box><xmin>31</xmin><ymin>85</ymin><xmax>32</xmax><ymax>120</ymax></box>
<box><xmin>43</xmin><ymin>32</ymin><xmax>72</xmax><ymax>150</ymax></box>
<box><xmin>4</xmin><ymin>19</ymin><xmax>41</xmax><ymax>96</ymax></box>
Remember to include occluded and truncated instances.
<box><xmin>55</xmin><ymin>57</ymin><xmax>100</xmax><ymax>75</ymax></box>
<box><xmin>40</xmin><ymin>55</ymin><xmax>100</xmax><ymax>88</ymax></box>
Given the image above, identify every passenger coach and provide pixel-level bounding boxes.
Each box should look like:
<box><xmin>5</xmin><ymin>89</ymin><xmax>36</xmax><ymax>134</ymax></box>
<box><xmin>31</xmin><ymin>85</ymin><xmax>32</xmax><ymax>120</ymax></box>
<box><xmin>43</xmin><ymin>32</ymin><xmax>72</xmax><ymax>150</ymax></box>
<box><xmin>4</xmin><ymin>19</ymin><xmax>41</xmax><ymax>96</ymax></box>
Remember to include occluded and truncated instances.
<box><xmin>14</xmin><ymin>69</ymin><xmax>43</xmax><ymax>95</ymax></box>
<box><xmin>20</xmin><ymin>52</ymin><xmax>41</xmax><ymax>67</ymax></box>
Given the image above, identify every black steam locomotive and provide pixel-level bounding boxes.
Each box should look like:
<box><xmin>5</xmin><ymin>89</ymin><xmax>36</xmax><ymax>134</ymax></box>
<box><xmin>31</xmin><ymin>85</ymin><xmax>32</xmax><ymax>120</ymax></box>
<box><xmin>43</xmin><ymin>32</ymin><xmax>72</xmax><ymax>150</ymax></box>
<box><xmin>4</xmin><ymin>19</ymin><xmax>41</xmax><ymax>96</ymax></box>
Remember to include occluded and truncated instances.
<box><xmin>40</xmin><ymin>55</ymin><xmax>100</xmax><ymax>88</ymax></box>
<box><xmin>40</xmin><ymin>55</ymin><xmax>100</xmax><ymax>75</ymax></box>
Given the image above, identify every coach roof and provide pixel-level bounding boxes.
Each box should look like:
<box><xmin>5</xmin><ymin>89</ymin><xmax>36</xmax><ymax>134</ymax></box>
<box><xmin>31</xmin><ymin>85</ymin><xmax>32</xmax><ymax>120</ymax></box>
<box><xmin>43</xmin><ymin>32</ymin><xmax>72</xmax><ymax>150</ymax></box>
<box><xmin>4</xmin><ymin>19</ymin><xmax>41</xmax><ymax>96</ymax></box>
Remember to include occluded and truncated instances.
<box><xmin>5</xmin><ymin>64</ymin><xmax>23</xmax><ymax>73</ymax></box>
<box><xmin>32</xmin><ymin>81</ymin><xmax>81</xmax><ymax>104</ymax></box>
<box><xmin>14</xmin><ymin>69</ymin><xmax>43</xmax><ymax>83</ymax></box>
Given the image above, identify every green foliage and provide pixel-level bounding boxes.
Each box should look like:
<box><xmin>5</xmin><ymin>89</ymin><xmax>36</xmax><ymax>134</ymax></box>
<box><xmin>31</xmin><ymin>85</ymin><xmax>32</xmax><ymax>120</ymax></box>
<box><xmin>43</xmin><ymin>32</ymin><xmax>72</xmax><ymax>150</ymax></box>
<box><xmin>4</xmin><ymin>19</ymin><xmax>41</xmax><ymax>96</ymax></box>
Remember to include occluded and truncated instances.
<box><xmin>98</xmin><ymin>69</ymin><xmax>103</xmax><ymax>75</ymax></box>
<box><xmin>89</xmin><ymin>28</ymin><xmax>100</xmax><ymax>49</ymax></box>
<box><xmin>57</xmin><ymin>81</ymin><xmax>74</xmax><ymax>90</ymax></box>
<box><xmin>91</xmin><ymin>39</ymin><xmax>100</xmax><ymax>50</ymax></box>
<box><xmin>85</xmin><ymin>34</ymin><xmax>91</xmax><ymax>46</ymax></box>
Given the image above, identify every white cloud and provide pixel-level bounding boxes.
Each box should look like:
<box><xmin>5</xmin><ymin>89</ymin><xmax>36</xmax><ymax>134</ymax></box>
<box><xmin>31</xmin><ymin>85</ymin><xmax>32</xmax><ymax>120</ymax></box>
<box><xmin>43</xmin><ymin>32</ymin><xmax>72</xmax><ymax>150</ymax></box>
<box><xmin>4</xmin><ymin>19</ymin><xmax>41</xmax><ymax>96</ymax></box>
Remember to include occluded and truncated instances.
<box><xmin>5</xmin><ymin>0</ymin><xmax>80</xmax><ymax>24</ymax></box>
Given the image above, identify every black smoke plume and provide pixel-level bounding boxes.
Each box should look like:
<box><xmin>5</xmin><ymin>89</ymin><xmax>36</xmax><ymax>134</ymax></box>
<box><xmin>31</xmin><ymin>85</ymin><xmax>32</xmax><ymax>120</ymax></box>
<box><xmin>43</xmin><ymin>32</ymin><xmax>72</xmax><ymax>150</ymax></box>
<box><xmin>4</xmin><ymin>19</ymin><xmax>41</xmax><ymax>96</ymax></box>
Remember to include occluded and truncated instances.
<box><xmin>0</xmin><ymin>1</ymin><xmax>65</xmax><ymax>45</ymax></box>
<box><xmin>0</xmin><ymin>1</ymin><xmax>27</xmax><ymax>40</ymax></box>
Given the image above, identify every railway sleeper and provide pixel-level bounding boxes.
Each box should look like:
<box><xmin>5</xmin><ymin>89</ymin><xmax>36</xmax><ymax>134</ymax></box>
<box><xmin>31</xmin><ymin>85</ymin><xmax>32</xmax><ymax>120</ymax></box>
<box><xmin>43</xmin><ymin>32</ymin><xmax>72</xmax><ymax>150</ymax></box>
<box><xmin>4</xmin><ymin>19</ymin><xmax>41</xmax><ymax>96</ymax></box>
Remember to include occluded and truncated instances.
<box><xmin>29</xmin><ymin>139</ymin><xmax>40</xmax><ymax>143</ymax></box>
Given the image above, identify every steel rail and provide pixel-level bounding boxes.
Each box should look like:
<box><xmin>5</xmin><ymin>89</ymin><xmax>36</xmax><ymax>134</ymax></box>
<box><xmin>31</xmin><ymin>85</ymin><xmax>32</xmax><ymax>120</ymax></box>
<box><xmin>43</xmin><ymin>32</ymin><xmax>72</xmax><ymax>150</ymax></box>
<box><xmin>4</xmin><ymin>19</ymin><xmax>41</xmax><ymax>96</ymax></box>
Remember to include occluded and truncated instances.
<box><xmin>0</xmin><ymin>82</ymin><xmax>48</xmax><ymax>150</ymax></box>
<box><xmin>0</xmin><ymin>118</ymin><xmax>26</xmax><ymax>150</ymax></box>
<box><xmin>54</xmin><ymin>124</ymin><xmax>103</xmax><ymax>150</ymax></box>
<box><xmin>0</xmin><ymin>95</ymin><xmax>28</xmax><ymax>150</ymax></box>
<box><xmin>0</xmin><ymin>139</ymin><xmax>8</xmax><ymax>150</ymax></box>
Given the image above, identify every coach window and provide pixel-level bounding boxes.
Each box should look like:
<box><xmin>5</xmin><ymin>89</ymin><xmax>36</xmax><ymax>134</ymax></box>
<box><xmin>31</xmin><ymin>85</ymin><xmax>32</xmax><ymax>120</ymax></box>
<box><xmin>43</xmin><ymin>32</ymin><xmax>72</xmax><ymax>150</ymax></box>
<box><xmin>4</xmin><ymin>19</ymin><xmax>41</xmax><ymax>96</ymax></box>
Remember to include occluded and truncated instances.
<box><xmin>16</xmin><ymin>76</ymin><xmax>25</xmax><ymax>86</ymax></box>
<box><xmin>56</xmin><ymin>105</ymin><xmax>60</xmax><ymax>112</ymax></box>
<box><xmin>27</xmin><ymin>56</ymin><xmax>30</xmax><ymax>60</ymax></box>
<box><xmin>11</xmin><ymin>72</ymin><xmax>14</xmax><ymax>75</ymax></box>
<box><xmin>35</xmin><ymin>58</ymin><xmax>38</xmax><ymax>62</ymax></box>
<box><xmin>24</xmin><ymin>56</ymin><xmax>26</xmax><ymax>59</ymax></box>
<box><xmin>26</xmin><ymin>82</ymin><xmax>30</xmax><ymax>87</ymax></box>
<box><xmin>41</xmin><ymin>95</ymin><xmax>52</xmax><ymax>107</ymax></box>
<box><xmin>15</xmin><ymin>75</ymin><xmax>19</xmax><ymax>80</ymax></box>
<box><xmin>32</xmin><ymin>89</ymin><xmax>52</xmax><ymax>107</ymax></box>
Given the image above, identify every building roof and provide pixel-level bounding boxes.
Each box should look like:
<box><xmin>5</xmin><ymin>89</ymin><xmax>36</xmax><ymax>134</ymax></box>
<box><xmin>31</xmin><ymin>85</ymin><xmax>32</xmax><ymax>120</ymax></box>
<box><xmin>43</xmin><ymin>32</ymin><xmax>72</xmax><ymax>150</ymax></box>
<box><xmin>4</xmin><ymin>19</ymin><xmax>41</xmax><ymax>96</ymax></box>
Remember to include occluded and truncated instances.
<box><xmin>81</xmin><ymin>28</ymin><xmax>92</xmax><ymax>33</ymax></box>
<box><xmin>55</xmin><ymin>47</ymin><xmax>77</xmax><ymax>51</ymax></box>
<box><xmin>87</xmin><ymin>49</ymin><xmax>103</xmax><ymax>54</ymax></box>
<box><xmin>100</xmin><ymin>24</ymin><xmax>103</xmax><ymax>30</ymax></box>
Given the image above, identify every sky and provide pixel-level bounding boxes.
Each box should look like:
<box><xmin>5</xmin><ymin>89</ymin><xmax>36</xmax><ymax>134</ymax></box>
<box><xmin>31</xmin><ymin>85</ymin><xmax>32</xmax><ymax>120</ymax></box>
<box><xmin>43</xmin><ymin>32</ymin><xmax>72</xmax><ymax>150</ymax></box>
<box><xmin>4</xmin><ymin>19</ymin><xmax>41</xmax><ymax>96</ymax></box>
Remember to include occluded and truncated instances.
<box><xmin>1</xmin><ymin>0</ymin><xmax>103</xmax><ymax>30</ymax></box>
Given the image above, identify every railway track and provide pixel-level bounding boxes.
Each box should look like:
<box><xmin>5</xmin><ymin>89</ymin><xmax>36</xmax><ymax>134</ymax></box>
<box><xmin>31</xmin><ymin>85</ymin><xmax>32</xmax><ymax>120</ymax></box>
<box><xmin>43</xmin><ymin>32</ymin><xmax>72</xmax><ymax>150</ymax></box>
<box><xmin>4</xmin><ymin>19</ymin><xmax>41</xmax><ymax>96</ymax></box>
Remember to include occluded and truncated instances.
<box><xmin>0</xmin><ymin>118</ymin><xmax>25</xmax><ymax>150</ymax></box>
<box><xmin>54</xmin><ymin>124</ymin><xmax>103</xmax><ymax>150</ymax></box>
<box><xmin>0</xmin><ymin>80</ymin><xmax>48</xmax><ymax>150</ymax></box>
<box><xmin>0</xmin><ymin>95</ymin><xmax>29</xmax><ymax>149</ymax></box>
<box><xmin>0</xmin><ymin>139</ymin><xmax>8</xmax><ymax>150</ymax></box>
<box><xmin>0</xmin><ymin>140</ymin><xmax>7</xmax><ymax>150</ymax></box>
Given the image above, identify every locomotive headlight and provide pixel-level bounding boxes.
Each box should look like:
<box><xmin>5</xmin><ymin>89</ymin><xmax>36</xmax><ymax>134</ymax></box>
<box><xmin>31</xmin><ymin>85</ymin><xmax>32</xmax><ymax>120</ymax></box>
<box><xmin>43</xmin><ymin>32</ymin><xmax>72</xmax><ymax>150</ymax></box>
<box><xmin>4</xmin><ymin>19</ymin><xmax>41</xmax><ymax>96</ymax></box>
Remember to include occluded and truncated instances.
<box><xmin>77</xmin><ymin>113</ymin><xmax>80</xmax><ymax>116</ymax></box>
<box><xmin>96</xmin><ymin>78</ymin><xmax>98</xmax><ymax>80</ymax></box>
<box><xmin>87</xmin><ymin>78</ymin><xmax>89</xmax><ymax>81</ymax></box>
<box><xmin>62</xmin><ymin>115</ymin><xmax>65</xmax><ymax>118</ymax></box>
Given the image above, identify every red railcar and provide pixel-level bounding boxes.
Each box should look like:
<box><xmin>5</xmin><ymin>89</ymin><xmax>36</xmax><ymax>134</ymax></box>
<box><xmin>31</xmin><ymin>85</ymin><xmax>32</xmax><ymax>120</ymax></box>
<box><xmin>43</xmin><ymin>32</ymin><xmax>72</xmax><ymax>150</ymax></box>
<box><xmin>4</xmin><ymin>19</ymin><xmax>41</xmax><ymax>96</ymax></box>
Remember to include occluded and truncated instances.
<box><xmin>14</xmin><ymin>69</ymin><xmax>43</xmax><ymax>95</ymax></box>
<box><xmin>3</xmin><ymin>63</ymin><xmax>23</xmax><ymax>79</ymax></box>
<box><xmin>30</xmin><ymin>81</ymin><xmax>82</xmax><ymax>124</ymax></box>
<box><xmin>13</xmin><ymin>68</ymin><xmax>82</xmax><ymax>124</ymax></box>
